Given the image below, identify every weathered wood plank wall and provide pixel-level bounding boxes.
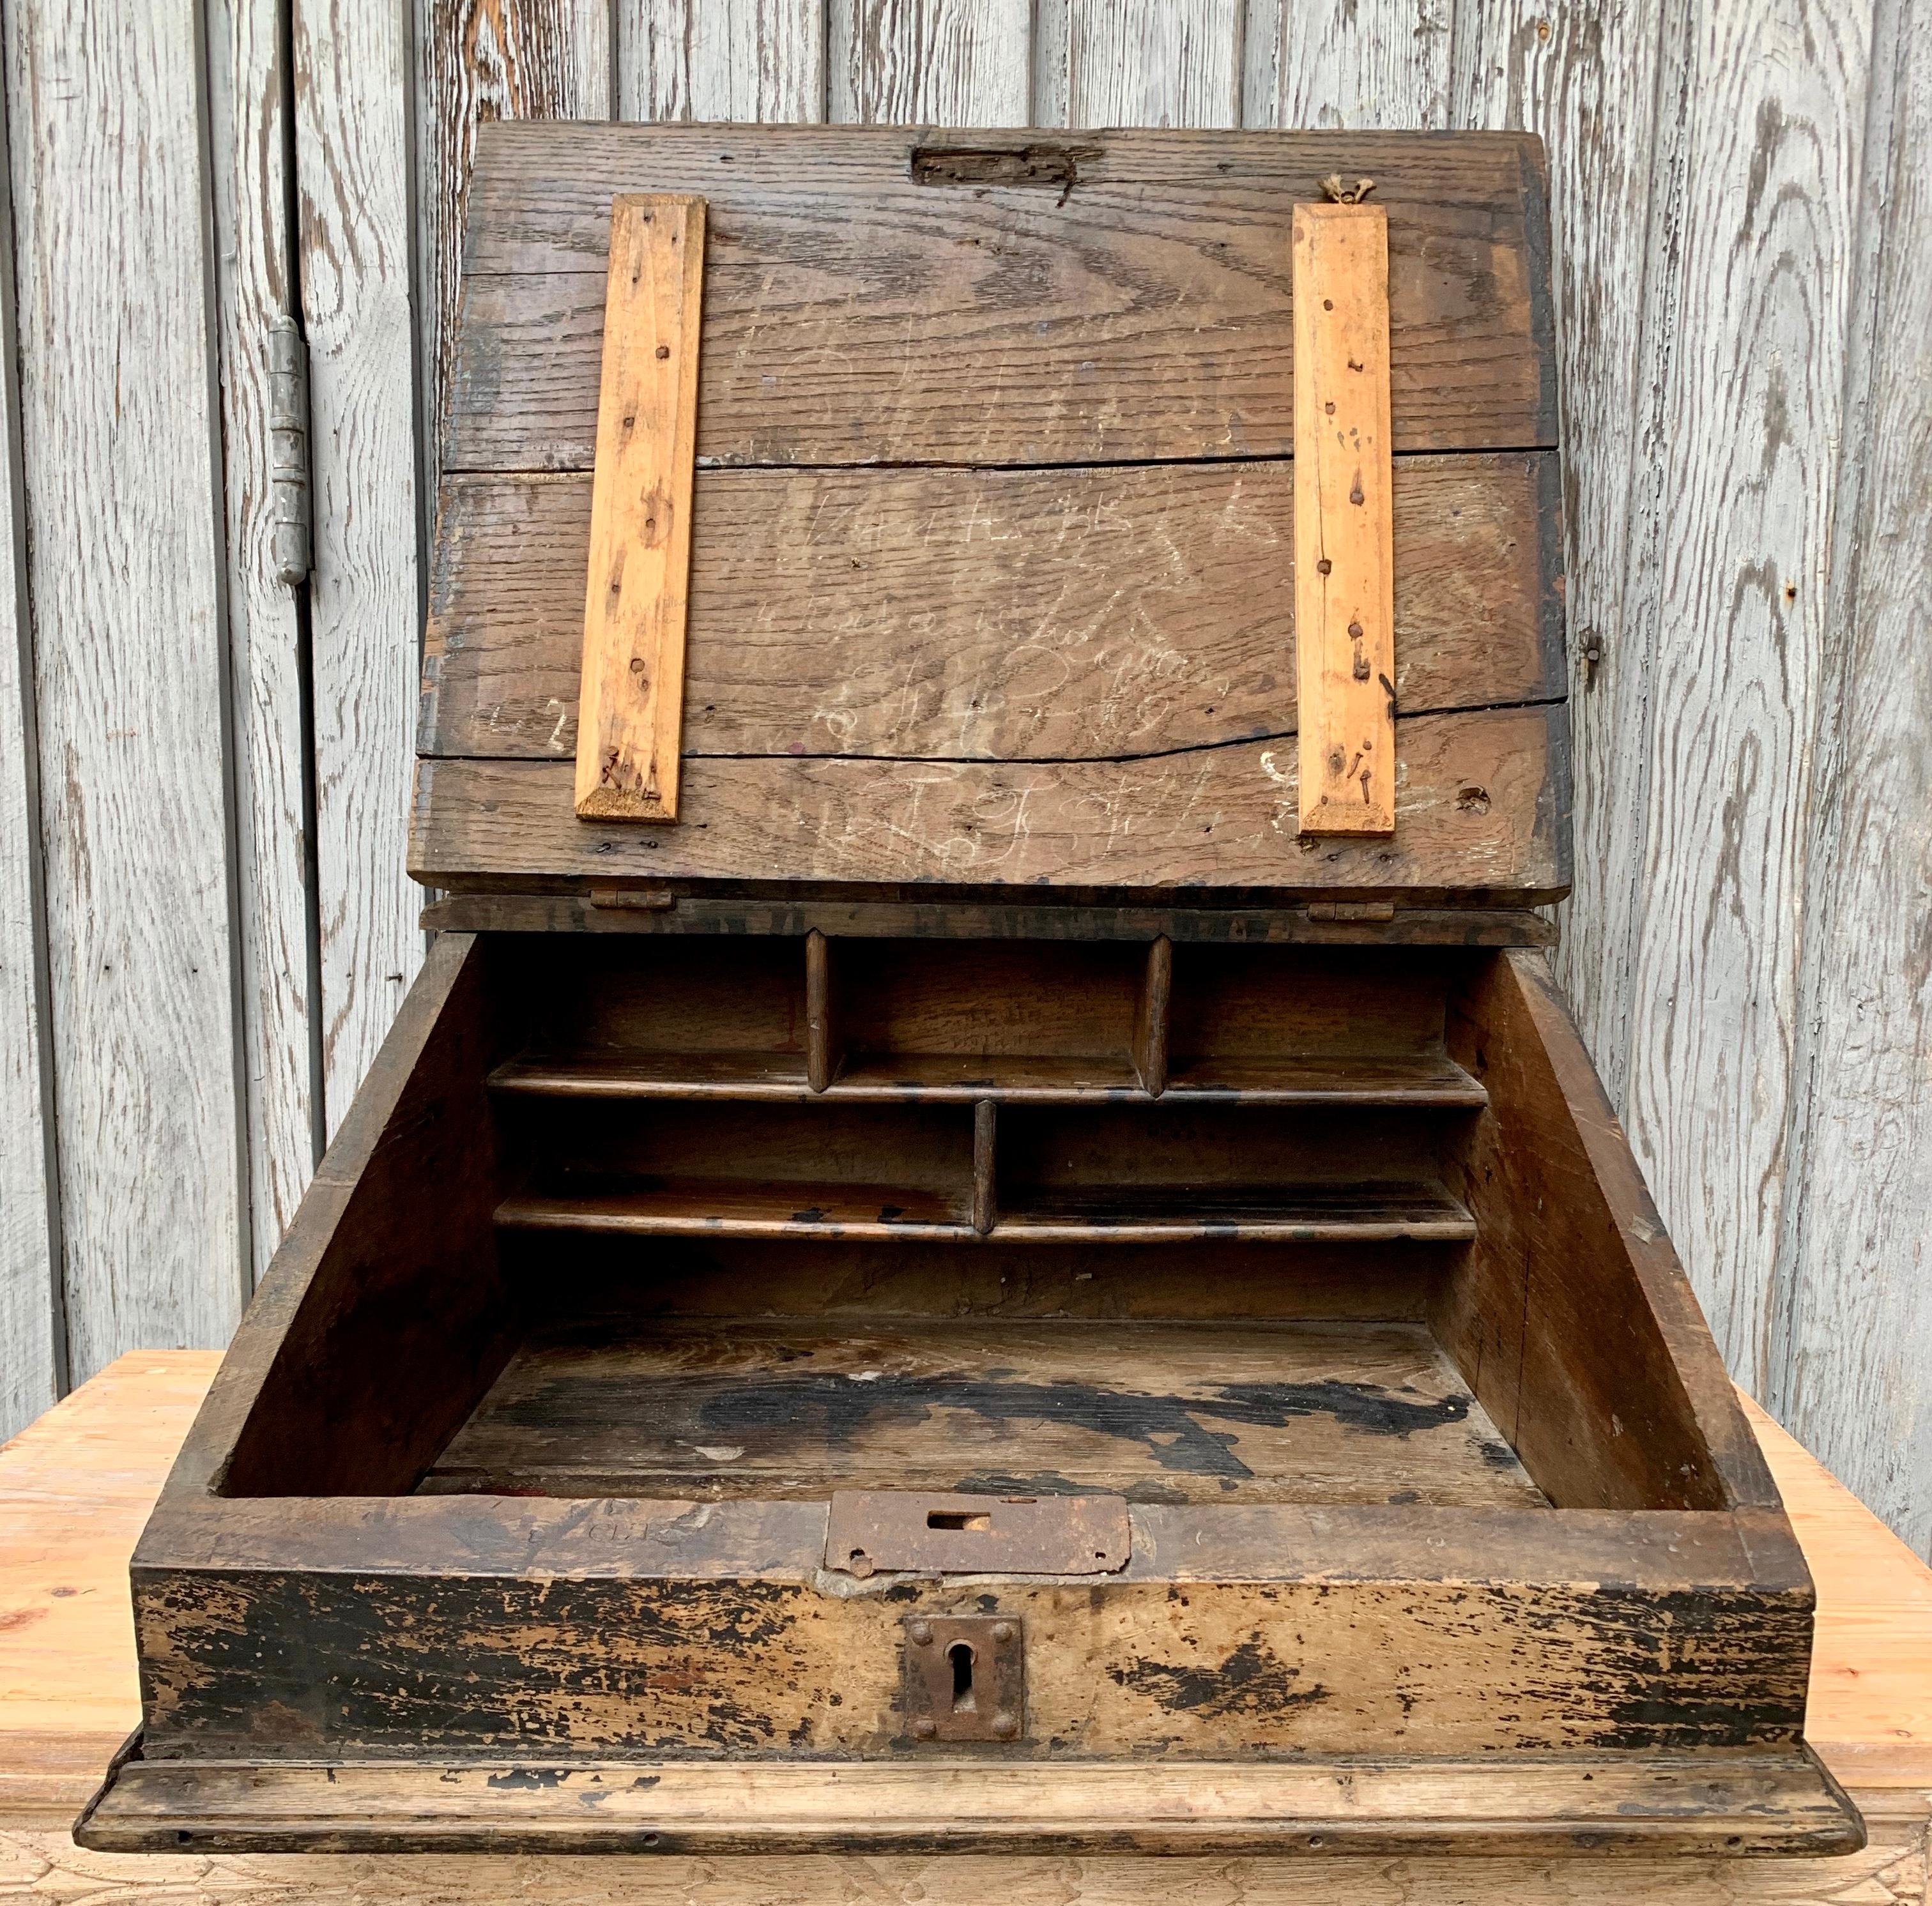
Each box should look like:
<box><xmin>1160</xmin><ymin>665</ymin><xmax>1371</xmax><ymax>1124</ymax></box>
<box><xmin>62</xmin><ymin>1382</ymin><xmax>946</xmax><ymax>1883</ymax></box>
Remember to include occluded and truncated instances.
<box><xmin>0</xmin><ymin>0</ymin><xmax>1927</xmax><ymax>1558</ymax></box>
<box><xmin>207</xmin><ymin>0</ymin><xmax>321</xmax><ymax>1285</ymax></box>
<box><xmin>0</xmin><ymin>50</ymin><xmax>62</xmax><ymax>1434</ymax></box>
<box><xmin>4</xmin><ymin>2</ymin><xmax>250</xmax><ymax>1395</ymax></box>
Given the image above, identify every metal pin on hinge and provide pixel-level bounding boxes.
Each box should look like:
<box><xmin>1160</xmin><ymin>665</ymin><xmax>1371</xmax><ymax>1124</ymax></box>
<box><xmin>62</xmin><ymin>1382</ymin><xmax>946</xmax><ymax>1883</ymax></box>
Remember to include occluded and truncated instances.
<box><xmin>268</xmin><ymin>317</ymin><xmax>312</xmax><ymax>587</ymax></box>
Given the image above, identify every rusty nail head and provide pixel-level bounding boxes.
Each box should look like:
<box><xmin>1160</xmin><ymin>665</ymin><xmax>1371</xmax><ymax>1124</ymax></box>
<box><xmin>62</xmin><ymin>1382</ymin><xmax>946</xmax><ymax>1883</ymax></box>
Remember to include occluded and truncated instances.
<box><xmin>991</xmin><ymin>1711</ymin><xmax>1019</xmax><ymax>1739</ymax></box>
<box><xmin>991</xmin><ymin>1621</ymin><xmax>1015</xmax><ymax>1643</ymax></box>
<box><xmin>908</xmin><ymin>1619</ymin><xmax>933</xmax><ymax>1645</ymax></box>
<box><xmin>912</xmin><ymin>1717</ymin><xmax>937</xmax><ymax>1739</ymax></box>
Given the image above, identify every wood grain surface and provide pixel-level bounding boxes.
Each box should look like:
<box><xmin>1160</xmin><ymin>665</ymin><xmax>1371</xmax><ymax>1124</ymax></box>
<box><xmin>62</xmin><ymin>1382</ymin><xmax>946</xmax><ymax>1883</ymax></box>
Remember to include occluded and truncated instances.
<box><xmin>1048</xmin><ymin>0</ymin><xmax>1245</xmax><ymax>130</ymax></box>
<box><xmin>832</xmin><ymin>0</ymin><xmax>1031</xmax><ymax>123</ymax></box>
<box><xmin>3</xmin><ymin>0</ymin><xmax>249</xmax><ymax>1381</ymax></box>
<box><xmin>0</xmin><ymin>63</ymin><xmax>59</xmax><ymax>1438</ymax></box>
<box><xmin>1246</xmin><ymin>0</ymin><xmax>1453</xmax><ymax>132</ymax></box>
<box><xmin>1452</xmin><ymin>0</ymin><xmax>1676</xmax><ymax>1108</ymax></box>
<box><xmin>425</xmin><ymin>1315</ymin><xmax>1540</xmax><ymax>1506</ymax></box>
<box><xmin>1438</xmin><ymin>951</ymin><xmax>1756</xmax><ymax>1517</ymax></box>
<box><xmin>293</xmin><ymin>0</ymin><xmax>427</xmax><ymax>1136</ymax></box>
<box><xmin>413</xmin><ymin>702</ymin><xmax>1567</xmax><ymax>896</ymax></box>
<box><xmin>1445</xmin><ymin>0</ymin><xmax>1932</xmax><ymax>1560</ymax></box>
<box><xmin>128</xmin><ymin>1556</ymin><xmax>1807</xmax><ymax>1764</ymax></box>
<box><xmin>215</xmin><ymin>934</ymin><xmax>510</xmax><ymax>1502</ymax></box>
<box><xmin>1619</xmin><ymin>0</ymin><xmax>1876</xmax><ymax>1398</ymax></box>
<box><xmin>1292</xmin><ymin>201</ymin><xmax>1397</xmax><ymax>834</ymax></box>
<box><xmin>12</xmin><ymin>1810</ymin><xmax>1930</xmax><ymax>1902</ymax></box>
<box><xmin>445</xmin><ymin>124</ymin><xmax>1554</xmax><ymax>470</ymax></box>
<box><xmin>205</xmin><ymin>0</ymin><xmax>321</xmax><ymax>1281</ymax></box>
<box><xmin>618</xmin><ymin>0</ymin><xmax>828</xmax><ymax>121</ymax></box>
<box><xmin>574</xmin><ymin>195</ymin><xmax>704</xmax><ymax>820</ymax></box>
<box><xmin>78</xmin><ymin>1754</ymin><xmax>1859</xmax><ymax>1857</ymax></box>
<box><xmin>1768</xmin><ymin>0</ymin><xmax>1932</xmax><ymax>1555</ymax></box>
<box><xmin>417</xmin><ymin>0</ymin><xmax>613</xmax><ymax>512</ymax></box>
<box><xmin>422</xmin><ymin>454</ymin><xmax>1560</xmax><ymax>761</ymax></box>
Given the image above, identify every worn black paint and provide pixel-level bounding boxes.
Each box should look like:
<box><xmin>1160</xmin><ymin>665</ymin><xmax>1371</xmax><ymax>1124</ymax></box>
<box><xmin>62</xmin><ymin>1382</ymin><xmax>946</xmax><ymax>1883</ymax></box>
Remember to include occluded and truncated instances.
<box><xmin>1110</xmin><ymin>1640</ymin><xmax>1328</xmax><ymax>1721</ymax></box>
<box><xmin>486</xmin><ymin>1359</ymin><xmax>1476</xmax><ymax>1486</ymax></box>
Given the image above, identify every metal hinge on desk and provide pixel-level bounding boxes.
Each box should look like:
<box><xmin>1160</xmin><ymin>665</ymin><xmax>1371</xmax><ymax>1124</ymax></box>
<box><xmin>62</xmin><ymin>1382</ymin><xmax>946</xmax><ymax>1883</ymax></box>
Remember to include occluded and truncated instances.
<box><xmin>268</xmin><ymin>317</ymin><xmax>312</xmax><ymax>587</ymax></box>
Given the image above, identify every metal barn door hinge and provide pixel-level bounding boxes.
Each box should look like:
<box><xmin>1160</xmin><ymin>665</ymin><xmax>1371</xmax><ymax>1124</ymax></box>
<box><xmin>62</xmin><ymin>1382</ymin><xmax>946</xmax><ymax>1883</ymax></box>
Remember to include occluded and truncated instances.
<box><xmin>268</xmin><ymin>317</ymin><xmax>312</xmax><ymax>586</ymax></box>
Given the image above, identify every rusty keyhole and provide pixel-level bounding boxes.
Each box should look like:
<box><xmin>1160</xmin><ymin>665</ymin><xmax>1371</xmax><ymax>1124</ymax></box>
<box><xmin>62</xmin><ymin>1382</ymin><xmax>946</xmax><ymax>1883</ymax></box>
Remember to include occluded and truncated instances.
<box><xmin>903</xmin><ymin>1616</ymin><xmax>1023</xmax><ymax>1743</ymax></box>
<box><xmin>948</xmin><ymin>1640</ymin><xmax>976</xmax><ymax>1712</ymax></box>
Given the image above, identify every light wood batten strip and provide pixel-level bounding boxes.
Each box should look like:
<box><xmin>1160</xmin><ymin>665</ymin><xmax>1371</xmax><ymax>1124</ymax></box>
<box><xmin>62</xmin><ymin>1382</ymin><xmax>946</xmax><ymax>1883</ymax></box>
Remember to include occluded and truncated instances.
<box><xmin>574</xmin><ymin>194</ymin><xmax>704</xmax><ymax>821</ymax></box>
<box><xmin>1294</xmin><ymin>201</ymin><xmax>1396</xmax><ymax>836</ymax></box>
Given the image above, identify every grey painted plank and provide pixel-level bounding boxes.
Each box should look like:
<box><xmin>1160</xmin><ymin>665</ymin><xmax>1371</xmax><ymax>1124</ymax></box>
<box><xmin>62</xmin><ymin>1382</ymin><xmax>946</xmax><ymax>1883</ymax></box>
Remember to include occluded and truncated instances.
<box><xmin>417</xmin><ymin>0</ymin><xmax>615</xmax><ymax>499</ymax></box>
<box><xmin>1619</xmin><ymin>0</ymin><xmax>1876</xmax><ymax>1394</ymax></box>
<box><xmin>0</xmin><ymin>53</ymin><xmax>62</xmax><ymax>1437</ymax></box>
<box><xmin>1044</xmin><ymin>0</ymin><xmax>1244</xmax><ymax>129</ymax></box>
<box><xmin>3</xmin><ymin>0</ymin><xmax>249</xmax><ymax>1377</ymax></box>
<box><xmin>616</xmin><ymin>0</ymin><xmax>826</xmax><ymax>120</ymax></box>
<box><xmin>1771</xmin><ymin>0</ymin><xmax>1932</xmax><ymax>1560</ymax></box>
<box><xmin>1451</xmin><ymin>5</ymin><xmax>1675</xmax><ymax>1103</ymax></box>
<box><xmin>1244</xmin><ymin>0</ymin><xmax>1452</xmax><ymax>129</ymax></box>
<box><xmin>830</xmin><ymin>0</ymin><xmax>1031</xmax><ymax>124</ymax></box>
<box><xmin>206</xmin><ymin>0</ymin><xmax>322</xmax><ymax>1281</ymax></box>
<box><xmin>293</xmin><ymin>0</ymin><xmax>428</xmax><ymax>1133</ymax></box>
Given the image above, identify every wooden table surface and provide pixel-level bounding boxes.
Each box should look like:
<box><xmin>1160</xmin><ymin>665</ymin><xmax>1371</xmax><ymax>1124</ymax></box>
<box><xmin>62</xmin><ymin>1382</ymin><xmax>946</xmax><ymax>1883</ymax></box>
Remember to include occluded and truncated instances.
<box><xmin>1</xmin><ymin>1351</ymin><xmax>1928</xmax><ymax>1902</ymax></box>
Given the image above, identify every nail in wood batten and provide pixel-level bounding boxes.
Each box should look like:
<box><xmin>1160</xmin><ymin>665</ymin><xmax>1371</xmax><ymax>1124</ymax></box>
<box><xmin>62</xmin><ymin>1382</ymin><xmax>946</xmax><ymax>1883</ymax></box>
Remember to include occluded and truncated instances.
<box><xmin>574</xmin><ymin>194</ymin><xmax>704</xmax><ymax>822</ymax></box>
<box><xmin>1294</xmin><ymin>201</ymin><xmax>1396</xmax><ymax>836</ymax></box>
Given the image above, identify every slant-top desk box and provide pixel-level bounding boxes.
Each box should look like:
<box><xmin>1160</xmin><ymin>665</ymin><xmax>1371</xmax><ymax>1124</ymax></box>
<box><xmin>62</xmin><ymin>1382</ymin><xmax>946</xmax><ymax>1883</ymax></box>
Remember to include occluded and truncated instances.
<box><xmin>81</xmin><ymin>124</ymin><xmax>1860</xmax><ymax>1857</ymax></box>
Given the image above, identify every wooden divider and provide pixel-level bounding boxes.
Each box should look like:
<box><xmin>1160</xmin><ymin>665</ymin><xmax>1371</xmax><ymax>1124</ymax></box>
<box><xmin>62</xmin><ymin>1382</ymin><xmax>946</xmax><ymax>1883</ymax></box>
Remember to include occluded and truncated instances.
<box><xmin>486</xmin><ymin>936</ymin><xmax>1489</xmax><ymax>1244</ymax></box>
<box><xmin>1134</xmin><ymin>937</ymin><xmax>1172</xmax><ymax>1097</ymax></box>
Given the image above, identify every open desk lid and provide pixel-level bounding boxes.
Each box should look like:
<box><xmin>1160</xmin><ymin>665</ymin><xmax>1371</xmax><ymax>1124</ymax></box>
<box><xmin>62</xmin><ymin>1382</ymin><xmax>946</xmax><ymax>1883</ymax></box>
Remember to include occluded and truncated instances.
<box><xmin>412</xmin><ymin>123</ymin><xmax>1570</xmax><ymax>910</ymax></box>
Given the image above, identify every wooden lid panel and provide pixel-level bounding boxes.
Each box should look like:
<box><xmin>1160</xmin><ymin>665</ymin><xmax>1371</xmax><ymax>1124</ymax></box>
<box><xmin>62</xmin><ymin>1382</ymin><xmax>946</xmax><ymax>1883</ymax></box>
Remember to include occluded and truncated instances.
<box><xmin>420</xmin><ymin>123</ymin><xmax>1568</xmax><ymax>904</ymax></box>
<box><xmin>411</xmin><ymin>702</ymin><xmax>1568</xmax><ymax>901</ymax></box>
<box><xmin>446</xmin><ymin>123</ymin><xmax>1555</xmax><ymax>472</ymax></box>
<box><xmin>422</xmin><ymin>452</ymin><xmax>1563</xmax><ymax>765</ymax></box>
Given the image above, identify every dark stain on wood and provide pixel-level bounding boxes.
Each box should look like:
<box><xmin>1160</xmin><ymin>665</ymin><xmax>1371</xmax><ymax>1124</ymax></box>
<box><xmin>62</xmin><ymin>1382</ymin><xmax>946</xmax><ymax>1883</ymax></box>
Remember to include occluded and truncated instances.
<box><xmin>910</xmin><ymin>142</ymin><xmax>1101</xmax><ymax>194</ymax></box>
<box><xmin>670</xmin><ymin>1371</ymin><xmax>1471</xmax><ymax>1482</ymax></box>
<box><xmin>1110</xmin><ymin>1639</ymin><xmax>1328</xmax><ymax>1720</ymax></box>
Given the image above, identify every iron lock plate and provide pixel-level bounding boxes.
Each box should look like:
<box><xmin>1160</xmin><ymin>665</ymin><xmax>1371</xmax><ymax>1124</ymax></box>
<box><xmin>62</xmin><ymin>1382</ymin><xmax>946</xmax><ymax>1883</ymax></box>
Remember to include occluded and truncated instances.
<box><xmin>827</xmin><ymin>1490</ymin><xmax>1130</xmax><ymax>1576</ymax></box>
<box><xmin>903</xmin><ymin>1615</ymin><xmax>1025</xmax><ymax>1744</ymax></box>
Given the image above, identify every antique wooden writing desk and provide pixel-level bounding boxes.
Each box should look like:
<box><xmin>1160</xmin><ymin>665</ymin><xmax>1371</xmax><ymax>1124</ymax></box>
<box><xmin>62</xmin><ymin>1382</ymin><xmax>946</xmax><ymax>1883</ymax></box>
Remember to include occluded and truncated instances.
<box><xmin>68</xmin><ymin>125</ymin><xmax>1867</xmax><ymax>1854</ymax></box>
